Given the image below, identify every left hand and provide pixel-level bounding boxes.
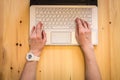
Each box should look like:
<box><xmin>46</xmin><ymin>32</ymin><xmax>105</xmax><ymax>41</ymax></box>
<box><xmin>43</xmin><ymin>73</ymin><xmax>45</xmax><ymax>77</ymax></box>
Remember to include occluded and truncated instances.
<box><xmin>29</xmin><ymin>22</ymin><xmax>47</xmax><ymax>56</ymax></box>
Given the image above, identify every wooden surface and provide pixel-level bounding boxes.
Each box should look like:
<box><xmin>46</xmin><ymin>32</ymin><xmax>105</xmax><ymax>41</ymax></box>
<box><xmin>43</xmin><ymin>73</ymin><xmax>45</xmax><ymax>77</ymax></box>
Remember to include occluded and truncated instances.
<box><xmin>109</xmin><ymin>0</ymin><xmax>120</xmax><ymax>80</ymax></box>
<box><xmin>0</xmin><ymin>0</ymin><xmax>120</xmax><ymax>80</ymax></box>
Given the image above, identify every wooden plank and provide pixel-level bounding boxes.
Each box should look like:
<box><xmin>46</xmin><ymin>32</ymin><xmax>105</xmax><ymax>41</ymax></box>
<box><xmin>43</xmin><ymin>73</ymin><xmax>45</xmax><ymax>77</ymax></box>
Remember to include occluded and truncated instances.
<box><xmin>16</xmin><ymin>0</ymin><xmax>29</xmax><ymax>79</ymax></box>
<box><xmin>2</xmin><ymin>0</ymin><xmax>18</xmax><ymax>79</ymax></box>
<box><xmin>1</xmin><ymin>0</ymin><xmax>29</xmax><ymax>80</ymax></box>
<box><xmin>109</xmin><ymin>0</ymin><xmax>120</xmax><ymax>80</ymax></box>
<box><xmin>0</xmin><ymin>0</ymin><xmax>4</xmax><ymax>80</ymax></box>
<box><xmin>96</xmin><ymin>0</ymin><xmax>111</xmax><ymax>80</ymax></box>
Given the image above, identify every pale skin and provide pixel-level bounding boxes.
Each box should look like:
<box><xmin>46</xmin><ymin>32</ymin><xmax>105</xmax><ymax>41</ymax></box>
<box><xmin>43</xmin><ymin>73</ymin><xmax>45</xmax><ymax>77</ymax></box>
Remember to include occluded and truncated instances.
<box><xmin>75</xmin><ymin>18</ymin><xmax>101</xmax><ymax>80</ymax></box>
<box><xmin>20</xmin><ymin>18</ymin><xmax>101</xmax><ymax>80</ymax></box>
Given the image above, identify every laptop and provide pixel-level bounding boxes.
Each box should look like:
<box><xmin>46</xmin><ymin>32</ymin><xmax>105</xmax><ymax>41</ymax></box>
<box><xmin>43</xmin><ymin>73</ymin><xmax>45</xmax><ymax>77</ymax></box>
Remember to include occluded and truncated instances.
<box><xmin>30</xmin><ymin>0</ymin><xmax>98</xmax><ymax>45</ymax></box>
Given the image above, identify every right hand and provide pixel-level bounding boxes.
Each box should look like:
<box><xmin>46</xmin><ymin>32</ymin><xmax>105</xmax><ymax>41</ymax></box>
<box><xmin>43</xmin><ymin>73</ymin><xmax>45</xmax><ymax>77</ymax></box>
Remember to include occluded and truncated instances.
<box><xmin>75</xmin><ymin>18</ymin><xmax>93</xmax><ymax>49</ymax></box>
<box><xmin>75</xmin><ymin>18</ymin><xmax>101</xmax><ymax>80</ymax></box>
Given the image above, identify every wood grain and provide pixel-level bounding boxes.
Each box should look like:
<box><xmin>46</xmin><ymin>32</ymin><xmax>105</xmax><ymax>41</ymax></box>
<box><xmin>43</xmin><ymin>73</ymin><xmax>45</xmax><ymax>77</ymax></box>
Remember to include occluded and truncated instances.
<box><xmin>109</xmin><ymin>0</ymin><xmax>120</xmax><ymax>80</ymax></box>
<box><xmin>97</xmin><ymin>0</ymin><xmax>111</xmax><ymax>79</ymax></box>
<box><xmin>0</xmin><ymin>0</ymin><xmax>4</xmax><ymax>80</ymax></box>
<box><xmin>0</xmin><ymin>0</ymin><xmax>120</xmax><ymax>80</ymax></box>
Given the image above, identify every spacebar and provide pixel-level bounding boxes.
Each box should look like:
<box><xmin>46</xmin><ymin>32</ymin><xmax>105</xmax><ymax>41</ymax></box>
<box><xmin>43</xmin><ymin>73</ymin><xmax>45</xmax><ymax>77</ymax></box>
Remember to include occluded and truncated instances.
<box><xmin>52</xmin><ymin>26</ymin><xmax>70</xmax><ymax>29</ymax></box>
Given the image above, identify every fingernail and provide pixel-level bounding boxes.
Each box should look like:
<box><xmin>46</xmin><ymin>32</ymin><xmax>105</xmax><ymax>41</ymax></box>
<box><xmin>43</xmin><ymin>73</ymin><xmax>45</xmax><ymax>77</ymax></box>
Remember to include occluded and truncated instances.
<box><xmin>34</xmin><ymin>26</ymin><xmax>35</xmax><ymax>29</ymax></box>
<box><xmin>75</xmin><ymin>18</ymin><xmax>78</xmax><ymax>22</ymax></box>
<box><xmin>77</xmin><ymin>19</ymin><xmax>81</xmax><ymax>23</ymax></box>
<box><xmin>38</xmin><ymin>22</ymin><xmax>41</xmax><ymax>25</ymax></box>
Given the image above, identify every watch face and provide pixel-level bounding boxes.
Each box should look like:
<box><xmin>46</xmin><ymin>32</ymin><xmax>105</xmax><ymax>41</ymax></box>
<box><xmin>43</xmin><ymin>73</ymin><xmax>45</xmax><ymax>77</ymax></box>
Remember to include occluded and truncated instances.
<box><xmin>28</xmin><ymin>54</ymin><xmax>32</xmax><ymax>59</ymax></box>
<box><xmin>26</xmin><ymin>52</ymin><xmax>40</xmax><ymax>61</ymax></box>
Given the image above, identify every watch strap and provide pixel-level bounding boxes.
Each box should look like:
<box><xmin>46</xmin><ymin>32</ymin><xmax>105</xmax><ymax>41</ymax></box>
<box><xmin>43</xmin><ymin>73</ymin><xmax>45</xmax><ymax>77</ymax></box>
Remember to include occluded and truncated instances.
<box><xmin>26</xmin><ymin>52</ymin><xmax>40</xmax><ymax>61</ymax></box>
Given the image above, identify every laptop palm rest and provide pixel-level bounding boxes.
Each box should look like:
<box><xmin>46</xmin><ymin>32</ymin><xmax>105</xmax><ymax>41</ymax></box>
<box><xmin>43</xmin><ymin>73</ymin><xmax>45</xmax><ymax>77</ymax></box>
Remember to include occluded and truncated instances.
<box><xmin>51</xmin><ymin>32</ymin><xmax>71</xmax><ymax>44</ymax></box>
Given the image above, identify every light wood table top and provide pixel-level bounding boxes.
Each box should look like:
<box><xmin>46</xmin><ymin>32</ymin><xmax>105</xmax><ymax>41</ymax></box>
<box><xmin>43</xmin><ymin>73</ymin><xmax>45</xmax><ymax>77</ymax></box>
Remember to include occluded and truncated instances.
<box><xmin>0</xmin><ymin>0</ymin><xmax>120</xmax><ymax>80</ymax></box>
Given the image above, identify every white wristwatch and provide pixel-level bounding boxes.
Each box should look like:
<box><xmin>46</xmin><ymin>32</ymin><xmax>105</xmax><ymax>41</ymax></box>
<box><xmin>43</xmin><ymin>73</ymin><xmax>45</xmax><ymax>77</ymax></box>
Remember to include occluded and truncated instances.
<box><xmin>26</xmin><ymin>52</ymin><xmax>40</xmax><ymax>61</ymax></box>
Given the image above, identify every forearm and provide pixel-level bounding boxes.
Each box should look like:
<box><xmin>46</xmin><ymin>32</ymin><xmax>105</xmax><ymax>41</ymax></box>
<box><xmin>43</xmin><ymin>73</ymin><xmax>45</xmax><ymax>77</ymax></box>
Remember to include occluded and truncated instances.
<box><xmin>82</xmin><ymin>46</ymin><xmax>101</xmax><ymax>80</ymax></box>
<box><xmin>20</xmin><ymin>61</ymin><xmax>38</xmax><ymax>80</ymax></box>
<box><xmin>19</xmin><ymin>21</ymin><xmax>46</xmax><ymax>80</ymax></box>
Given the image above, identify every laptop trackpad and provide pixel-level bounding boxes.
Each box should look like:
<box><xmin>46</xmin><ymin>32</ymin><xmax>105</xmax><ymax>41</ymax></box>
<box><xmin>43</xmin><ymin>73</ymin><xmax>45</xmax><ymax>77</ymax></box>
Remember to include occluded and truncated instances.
<box><xmin>51</xmin><ymin>32</ymin><xmax>71</xmax><ymax>44</ymax></box>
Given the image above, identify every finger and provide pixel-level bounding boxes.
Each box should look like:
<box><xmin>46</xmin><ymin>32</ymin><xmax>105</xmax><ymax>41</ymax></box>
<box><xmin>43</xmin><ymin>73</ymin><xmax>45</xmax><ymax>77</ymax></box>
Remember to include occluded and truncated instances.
<box><xmin>30</xmin><ymin>29</ymin><xmax>36</xmax><ymax>39</ymax></box>
<box><xmin>36</xmin><ymin>22</ymin><xmax>43</xmax><ymax>38</ymax></box>
<box><xmin>42</xmin><ymin>30</ymin><xmax>47</xmax><ymax>42</ymax></box>
<box><xmin>75</xmin><ymin>26</ymin><xmax>79</xmax><ymax>36</ymax></box>
<box><xmin>85</xmin><ymin>21</ymin><xmax>91</xmax><ymax>29</ymax></box>
<box><xmin>30</xmin><ymin>26</ymin><xmax>35</xmax><ymax>35</ymax></box>
<box><xmin>36</xmin><ymin>21</ymin><xmax>43</xmax><ymax>32</ymax></box>
<box><xmin>75</xmin><ymin>27</ymin><xmax>78</xmax><ymax>38</ymax></box>
<box><xmin>31</xmin><ymin>27</ymin><xmax>36</xmax><ymax>36</ymax></box>
<box><xmin>80</xmin><ymin>19</ymin><xmax>87</xmax><ymax>29</ymax></box>
<box><xmin>75</xmin><ymin>18</ymin><xmax>83</xmax><ymax>29</ymax></box>
<box><xmin>82</xmin><ymin>20</ymin><xmax>88</xmax><ymax>29</ymax></box>
<box><xmin>75</xmin><ymin>18</ymin><xmax>79</xmax><ymax>36</ymax></box>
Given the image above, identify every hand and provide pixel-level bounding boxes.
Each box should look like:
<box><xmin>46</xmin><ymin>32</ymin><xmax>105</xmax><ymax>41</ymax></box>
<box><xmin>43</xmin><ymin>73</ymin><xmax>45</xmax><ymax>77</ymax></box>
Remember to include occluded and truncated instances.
<box><xmin>29</xmin><ymin>22</ymin><xmax>47</xmax><ymax>56</ymax></box>
<box><xmin>75</xmin><ymin>18</ymin><xmax>93</xmax><ymax>49</ymax></box>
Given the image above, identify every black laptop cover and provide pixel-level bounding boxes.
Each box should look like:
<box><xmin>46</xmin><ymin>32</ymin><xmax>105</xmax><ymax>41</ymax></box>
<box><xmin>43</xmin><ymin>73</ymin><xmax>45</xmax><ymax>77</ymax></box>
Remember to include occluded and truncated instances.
<box><xmin>30</xmin><ymin>0</ymin><xmax>97</xmax><ymax>6</ymax></box>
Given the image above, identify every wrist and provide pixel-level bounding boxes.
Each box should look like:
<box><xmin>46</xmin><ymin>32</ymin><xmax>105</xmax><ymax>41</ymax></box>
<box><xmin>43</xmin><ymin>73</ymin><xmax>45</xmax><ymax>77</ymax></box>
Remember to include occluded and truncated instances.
<box><xmin>80</xmin><ymin>44</ymin><xmax>94</xmax><ymax>55</ymax></box>
<box><xmin>81</xmin><ymin>44</ymin><xmax>93</xmax><ymax>50</ymax></box>
<box><xmin>30</xmin><ymin>50</ymin><xmax>41</xmax><ymax>57</ymax></box>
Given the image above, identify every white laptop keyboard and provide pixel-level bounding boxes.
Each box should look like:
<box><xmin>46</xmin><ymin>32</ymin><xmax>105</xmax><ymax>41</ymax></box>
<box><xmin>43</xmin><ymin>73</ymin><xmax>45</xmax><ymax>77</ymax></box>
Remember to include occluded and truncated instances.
<box><xmin>35</xmin><ymin>7</ymin><xmax>92</xmax><ymax>30</ymax></box>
